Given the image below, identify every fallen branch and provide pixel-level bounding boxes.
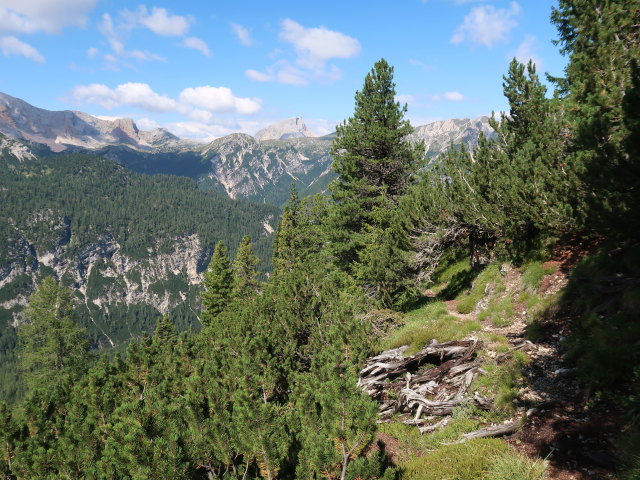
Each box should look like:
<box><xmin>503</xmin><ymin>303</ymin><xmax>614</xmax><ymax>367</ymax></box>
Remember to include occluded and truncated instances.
<box><xmin>454</xmin><ymin>418</ymin><xmax>522</xmax><ymax>443</ymax></box>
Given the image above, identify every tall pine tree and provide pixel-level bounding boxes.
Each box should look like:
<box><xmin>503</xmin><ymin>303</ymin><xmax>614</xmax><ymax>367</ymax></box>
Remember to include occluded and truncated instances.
<box><xmin>201</xmin><ymin>240</ymin><xmax>234</xmax><ymax>327</ymax></box>
<box><xmin>273</xmin><ymin>184</ymin><xmax>302</xmax><ymax>276</ymax></box>
<box><xmin>329</xmin><ymin>58</ymin><xmax>422</xmax><ymax>272</ymax></box>
<box><xmin>18</xmin><ymin>276</ymin><xmax>90</xmax><ymax>391</ymax></box>
<box><xmin>233</xmin><ymin>235</ymin><xmax>260</xmax><ymax>297</ymax></box>
<box><xmin>551</xmin><ymin>0</ymin><xmax>640</xmax><ymax>235</ymax></box>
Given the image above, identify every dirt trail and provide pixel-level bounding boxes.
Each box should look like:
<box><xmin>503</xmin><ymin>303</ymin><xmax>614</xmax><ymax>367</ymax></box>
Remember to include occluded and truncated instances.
<box><xmin>440</xmin><ymin>265</ymin><xmax>620</xmax><ymax>480</ymax></box>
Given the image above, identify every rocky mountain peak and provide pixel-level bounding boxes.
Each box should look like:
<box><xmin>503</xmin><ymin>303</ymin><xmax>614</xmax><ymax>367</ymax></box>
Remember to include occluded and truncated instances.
<box><xmin>111</xmin><ymin>118</ymin><xmax>139</xmax><ymax>141</ymax></box>
<box><xmin>254</xmin><ymin>117</ymin><xmax>316</xmax><ymax>141</ymax></box>
<box><xmin>409</xmin><ymin>116</ymin><xmax>494</xmax><ymax>157</ymax></box>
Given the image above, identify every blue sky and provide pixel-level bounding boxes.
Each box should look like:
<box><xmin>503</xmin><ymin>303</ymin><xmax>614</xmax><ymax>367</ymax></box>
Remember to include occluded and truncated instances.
<box><xmin>0</xmin><ymin>0</ymin><xmax>566</xmax><ymax>141</ymax></box>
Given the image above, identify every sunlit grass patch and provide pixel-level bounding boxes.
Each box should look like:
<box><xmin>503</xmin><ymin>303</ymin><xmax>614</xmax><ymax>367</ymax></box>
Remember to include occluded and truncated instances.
<box><xmin>478</xmin><ymin>296</ymin><xmax>515</xmax><ymax>327</ymax></box>
<box><xmin>456</xmin><ymin>264</ymin><xmax>503</xmax><ymax>314</ymax></box>
<box><xmin>400</xmin><ymin>438</ymin><xmax>509</xmax><ymax>480</ymax></box>
<box><xmin>484</xmin><ymin>451</ymin><xmax>548</xmax><ymax>480</ymax></box>
<box><xmin>385</xmin><ymin>302</ymin><xmax>481</xmax><ymax>354</ymax></box>
<box><xmin>473</xmin><ymin>350</ymin><xmax>529</xmax><ymax>413</ymax></box>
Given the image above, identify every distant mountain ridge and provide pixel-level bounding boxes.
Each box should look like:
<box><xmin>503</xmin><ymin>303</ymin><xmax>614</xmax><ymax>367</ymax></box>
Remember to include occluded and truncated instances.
<box><xmin>0</xmin><ymin>92</ymin><xmax>494</xmax><ymax>205</ymax></box>
<box><xmin>0</xmin><ymin>92</ymin><xmax>196</xmax><ymax>153</ymax></box>
<box><xmin>409</xmin><ymin>116</ymin><xmax>494</xmax><ymax>156</ymax></box>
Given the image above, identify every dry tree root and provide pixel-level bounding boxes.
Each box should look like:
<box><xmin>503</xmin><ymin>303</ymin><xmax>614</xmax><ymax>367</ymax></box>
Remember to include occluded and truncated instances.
<box><xmin>359</xmin><ymin>339</ymin><xmax>524</xmax><ymax>438</ymax></box>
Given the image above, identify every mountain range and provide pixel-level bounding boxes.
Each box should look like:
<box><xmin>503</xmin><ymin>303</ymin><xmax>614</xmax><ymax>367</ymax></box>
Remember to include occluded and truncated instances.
<box><xmin>0</xmin><ymin>91</ymin><xmax>495</xmax><ymax>399</ymax></box>
<box><xmin>0</xmin><ymin>92</ymin><xmax>493</xmax><ymax>206</ymax></box>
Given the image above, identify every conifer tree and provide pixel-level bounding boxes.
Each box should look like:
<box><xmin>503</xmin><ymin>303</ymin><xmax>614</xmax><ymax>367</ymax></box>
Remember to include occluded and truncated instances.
<box><xmin>487</xmin><ymin>59</ymin><xmax>578</xmax><ymax>240</ymax></box>
<box><xmin>409</xmin><ymin>58</ymin><xmax>580</xmax><ymax>274</ymax></box>
<box><xmin>0</xmin><ymin>402</ymin><xmax>16</xmax><ymax>477</ymax></box>
<box><xmin>153</xmin><ymin>314</ymin><xmax>175</xmax><ymax>342</ymax></box>
<box><xmin>201</xmin><ymin>240</ymin><xmax>234</xmax><ymax>326</ymax></box>
<box><xmin>551</xmin><ymin>0</ymin><xmax>640</xmax><ymax>234</ymax></box>
<box><xmin>233</xmin><ymin>235</ymin><xmax>260</xmax><ymax>297</ymax></box>
<box><xmin>329</xmin><ymin>58</ymin><xmax>422</xmax><ymax>272</ymax></box>
<box><xmin>273</xmin><ymin>184</ymin><xmax>302</xmax><ymax>276</ymax></box>
<box><xmin>18</xmin><ymin>276</ymin><xmax>90</xmax><ymax>391</ymax></box>
<box><xmin>295</xmin><ymin>317</ymin><xmax>377</xmax><ymax>480</ymax></box>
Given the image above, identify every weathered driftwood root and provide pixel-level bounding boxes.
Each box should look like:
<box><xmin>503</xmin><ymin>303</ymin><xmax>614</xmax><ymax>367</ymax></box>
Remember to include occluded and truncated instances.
<box><xmin>359</xmin><ymin>338</ymin><xmax>522</xmax><ymax>438</ymax></box>
<box><xmin>398</xmin><ymin>389</ymin><xmax>492</xmax><ymax>417</ymax></box>
<box><xmin>360</xmin><ymin>339</ymin><xmax>493</xmax><ymax>423</ymax></box>
<box><xmin>358</xmin><ymin>340</ymin><xmax>482</xmax><ymax>398</ymax></box>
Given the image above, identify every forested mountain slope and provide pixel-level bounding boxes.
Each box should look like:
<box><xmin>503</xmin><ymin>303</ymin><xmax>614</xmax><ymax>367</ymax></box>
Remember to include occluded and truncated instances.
<box><xmin>0</xmin><ymin>135</ymin><xmax>277</xmax><ymax>401</ymax></box>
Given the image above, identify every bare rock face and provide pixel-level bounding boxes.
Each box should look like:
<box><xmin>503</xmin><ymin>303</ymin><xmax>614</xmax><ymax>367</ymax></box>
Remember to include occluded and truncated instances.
<box><xmin>0</xmin><ymin>210</ymin><xmax>210</xmax><ymax>346</ymax></box>
<box><xmin>201</xmin><ymin>133</ymin><xmax>334</xmax><ymax>202</ymax></box>
<box><xmin>254</xmin><ymin>117</ymin><xmax>316</xmax><ymax>141</ymax></box>
<box><xmin>408</xmin><ymin>116</ymin><xmax>495</xmax><ymax>158</ymax></box>
<box><xmin>110</xmin><ymin>117</ymin><xmax>140</xmax><ymax>143</ymax></box>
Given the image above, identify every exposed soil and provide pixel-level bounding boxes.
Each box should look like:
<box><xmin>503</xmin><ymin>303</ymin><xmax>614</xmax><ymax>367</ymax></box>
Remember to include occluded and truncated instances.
<box><xmin>508</xmin><ymin>303</ymin><xmax>624</xmax><ymax>479</ymax></box>
<box><xmin>371</xmin><ymin>433</ymin><xmax>420</xmax><ymax>465</ymax></box>
<box><xmin>512</xmin><ymin>403</ymin><xmax>625</xmax><ymax>480</ymax></box>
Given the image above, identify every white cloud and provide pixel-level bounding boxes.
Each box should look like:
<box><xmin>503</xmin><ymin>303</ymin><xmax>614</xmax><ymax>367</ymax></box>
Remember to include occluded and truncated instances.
<box><xmin>245</xmin><ymin>64</ymin><xmax>309</xmax><ymax>86</ymax></box>
<box><xmin>408</xmin><ymin>58</ymin><xmax>436</xmax><ymax>73</ymax></box>
<box><xmin>181</xmin><ymin>36</ymin><xmax>210</xmax><ymax>57</ymax></box>
<box><xmin>245</xmin><ymin>69</ymin><xmax>273</xmax><ymax>82</ymax></box>
<box><xmin>0</xmin><ymin>0</ymin><xmax>96</xmax><ymax>34</ymax></box>
<box><xmin>68</xmin><ymin>82</ymin><xmax>178</xmax><ymax>112</ymax></box>
<box><xmin>279</xmin><ymin>18</ymin><xmax>361</xmax><ymax>70</ymax></box>
<box><xmin>231</xmin><ymin>23</ymin><xmax>252</xmax><ymax>46</ymax></box>
<box><xmin>305</xmin><ymin>118</ymin><xmax>336</xmax><ymax>136</ymax></box>
<box><xmin>136</xmin><ymin>117</ymin><xmax>161</xmax><ymax>130</ymax></box>
<box><xmin>138</xmin><ymin>6</ymin><xmax>191</xmax><ymax>36</ymax></box>
<box><xmin>395</xmin><ymin>94</ymin><xmax>416</xmax><ymax>105</ymax></box>
<box><xmin>98</xmin><ymin>13</ymin><xmax>125</xmax><ymax>55</ymax></box>
<box><xmin>247</xmin><ymin>20</ymin><xmax>358</xmax><ymax>87</ymax></box>
<box><xmin>444</xmin><ymin>91</ymin><xmax>465</xmax><ymax>101</ymax></box>
<box><xmin>97</xmin><ymin>12</ymin><xmax>167</xmax><ymax>65</ymax></box>
<box><xmin>178</xmin><ymin>86</ymin><xmax>261</xmax><ymax>115</ymax></box>
<box><xmin>0</xmin><ymin>36</ymin><xmax>44</xmax><ymax>63</ymax></box>
<box><xmin>67</xmin><ymin>83</ymin><xmax>262</xmax><ymax>141</ymax></box>
<box><xmin>165</xmin><ymin>121</ymin><xmax>236</xmax><ymax>142</ymax></box>
<box><xmin>187</xmin><ymin>109</ymin><xmax>214</xmax><ymax>123</ymax></box>
<box><xmin>95</xmin><ymin>115</ymin><xmax>121</xmax><ymax>121</ymax></box>
<box><xmin>128</xmin><ymin>49</ymin><xmax>166</xmax><ymax>62</ymax></box>
<box><xmin>451</xmin><ymin>2</ymin><xmax>521</xmax><ymax>47</ymax></box>
<box><xmin>276</xmin><ymin>65</ymin><xmax>308</xmax><ymax>86</ymax></box>
<box><xmin>514</xmin><ymin>35</ymin><xmax>543</xmax><ymax>70</ymax></box>
<box><xmin>87</xmin><ymin>46</ymin><xmax>99</xmax><ymax>58</ymax></box>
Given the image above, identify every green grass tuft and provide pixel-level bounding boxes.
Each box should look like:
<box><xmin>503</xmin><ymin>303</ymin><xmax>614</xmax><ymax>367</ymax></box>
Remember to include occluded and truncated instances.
<box><xmin>434</xmin><ymin>258</ymin><xmax>471</xmax><ymax>285</ymax></box>
<box><xmin>400</xmin><ymin>438</ymin><xmax>509</xmax><ymax>480</ymax></box>
<box><xmin>456</xmin><ymin>265</ymin><xmax>502</xmax><ymax>314</ymax></box>
<box><xmin>433</xmin><ymin>257</ymin><xmax>477</xmax><ymax>300</ymax></box>
<box><xmin>473</xmin><ymin>350</ymin><xmax>529</xmax><ymax>413</ymax></box>
<box><xmin>386</xmin><ymin>302</ymin><xmax>481</xmax><ymax>354</ymax></box>
<box><xmin>478</xmin><ymin>297</ymin><xmax>515</xmax><ymax>327</ymax></box>
<box><xmin>484</xmin><ymin>452</ymin><xmax>548</xmax><ymax>480</ymax></box>
<box><xmin>522</xmin><ymin>262</ymin><xmax>547</xmax><ymax>291</ymax></box>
